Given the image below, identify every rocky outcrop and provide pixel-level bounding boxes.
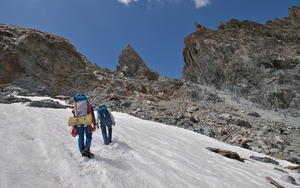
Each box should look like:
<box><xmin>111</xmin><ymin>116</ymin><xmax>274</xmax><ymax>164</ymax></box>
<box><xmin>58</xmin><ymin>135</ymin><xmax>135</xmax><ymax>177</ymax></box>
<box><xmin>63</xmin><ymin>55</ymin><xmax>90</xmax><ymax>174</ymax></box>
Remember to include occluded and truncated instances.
<box><xmin>0</xmin><ymin>95</ymin><xmax>31</xmax><ymax>104</ymax></box>
<box><xmin>0</xmin><ymin>24</ymin><xmax>101</xmax><ymax>96</ymax></box>
<box><xmin>206</xmin><ymin>147</ymin><xmax>244</xmax><ymax>162</ymax></box>
<box><xmin>182</xmin><ymin>6</ymin><xmax>300</xmax><ymax>115</ymax></box>
<box><xmin>117</xmin><ymin>44</ymin><xmax>159</xmax><ymax>80</ymax></box>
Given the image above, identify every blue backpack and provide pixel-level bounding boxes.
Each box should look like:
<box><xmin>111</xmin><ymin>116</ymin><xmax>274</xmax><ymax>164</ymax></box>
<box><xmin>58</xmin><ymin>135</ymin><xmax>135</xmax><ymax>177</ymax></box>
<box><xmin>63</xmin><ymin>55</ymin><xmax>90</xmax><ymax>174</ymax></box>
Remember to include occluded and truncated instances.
<box><xmin>73</xmin><ymin>93</ymin><xmax>88</xmax><ymax>117</ymax></box>
<box><xmin>97</xmin><ymin>104</ymin><xmax>111</xmax><ymax>126</ymax></box>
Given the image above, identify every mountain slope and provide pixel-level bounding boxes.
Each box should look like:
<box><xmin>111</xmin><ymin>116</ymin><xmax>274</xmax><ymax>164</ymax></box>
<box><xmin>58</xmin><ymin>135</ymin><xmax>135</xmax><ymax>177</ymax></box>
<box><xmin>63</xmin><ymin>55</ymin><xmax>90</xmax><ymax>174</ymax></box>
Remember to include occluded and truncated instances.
<box><xmin>0</xmin><ymin>100</ymin><xmax>299</xmax><ymax>188</ymax></box>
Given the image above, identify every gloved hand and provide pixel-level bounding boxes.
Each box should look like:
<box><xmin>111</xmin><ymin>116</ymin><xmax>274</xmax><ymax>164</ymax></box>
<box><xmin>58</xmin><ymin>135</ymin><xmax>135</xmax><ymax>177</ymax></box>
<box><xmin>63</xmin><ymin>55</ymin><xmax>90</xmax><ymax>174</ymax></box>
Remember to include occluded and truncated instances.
<box><xmin>93</xmin><ymin>125</ymin><xmax>97</xmax><ymax>132</ymax></box>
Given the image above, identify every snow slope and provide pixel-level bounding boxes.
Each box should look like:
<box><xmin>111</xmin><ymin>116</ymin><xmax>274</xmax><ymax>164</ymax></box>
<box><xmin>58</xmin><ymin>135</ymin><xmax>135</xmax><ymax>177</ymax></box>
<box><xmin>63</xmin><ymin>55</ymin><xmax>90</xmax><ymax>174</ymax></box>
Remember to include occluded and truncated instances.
<box><xmin>0</xmin><ymin>100</ymin><xmax>299</xmax><ymax>188</ymax></box>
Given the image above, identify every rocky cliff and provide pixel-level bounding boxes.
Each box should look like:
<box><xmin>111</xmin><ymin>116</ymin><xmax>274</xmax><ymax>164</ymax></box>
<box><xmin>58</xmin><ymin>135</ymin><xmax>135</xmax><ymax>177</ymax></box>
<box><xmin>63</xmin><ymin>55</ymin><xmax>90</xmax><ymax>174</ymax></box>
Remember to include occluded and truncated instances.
<box><xmin>182</xmin><ymin>6</ymin><xmax>300</xmax><ymax>115</ymax></box>
<box><xmin>0</xmin><ymin>24</ymin><xmax>101</xmax><ymax>96</ymax></box>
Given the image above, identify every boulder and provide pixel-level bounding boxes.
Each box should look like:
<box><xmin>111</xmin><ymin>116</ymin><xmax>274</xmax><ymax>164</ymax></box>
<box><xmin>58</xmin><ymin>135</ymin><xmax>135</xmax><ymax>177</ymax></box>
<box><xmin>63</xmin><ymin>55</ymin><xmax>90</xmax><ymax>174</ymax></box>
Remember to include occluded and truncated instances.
<box><xmin>249</xmin><ymin>156</ymin><xmax>279</xmax><ymax>165</ymax></box>
<box><xmin>27</xmin><ymin>99</ymin><xmax>67</xmax><ymax>109</ymax></box>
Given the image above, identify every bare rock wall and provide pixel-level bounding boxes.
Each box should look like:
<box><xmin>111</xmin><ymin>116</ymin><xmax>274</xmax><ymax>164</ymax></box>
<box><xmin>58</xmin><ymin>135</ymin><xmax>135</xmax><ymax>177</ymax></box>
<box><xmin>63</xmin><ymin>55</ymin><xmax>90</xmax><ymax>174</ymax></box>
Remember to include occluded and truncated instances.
<box><xmin>182</xmin><ymin>6</ymin><xmax>300</xmax><ymax>111</ymax></box>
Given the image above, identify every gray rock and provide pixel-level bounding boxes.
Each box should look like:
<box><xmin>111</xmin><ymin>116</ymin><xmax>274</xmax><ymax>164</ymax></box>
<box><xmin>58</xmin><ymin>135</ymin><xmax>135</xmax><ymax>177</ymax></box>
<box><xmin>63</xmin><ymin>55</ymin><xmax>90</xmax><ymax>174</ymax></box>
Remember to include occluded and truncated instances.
<box><xmin>27</xmin><ymin>99</ymin><xmax>67</xmax><ymax>109</ymax></box>
<box><xmin>201</xmin><ymin>125</ymin><xmax>215</xmax><ymax>138</ymax></box>
<box><xmin>0</xmin><ymin>95</ymin><xmax>31</xmax><ymax>104</ymax></box>
<box><xmin>237</xmin><ymin>119</ymin><xmax>252</xmax><ymax>128</ymax></box>
<box><xmin>249</xmin><ymin>156</ymin><xmax>279</xmax><ymax>165</ymax></box>
<box><xmin>287</xmin><ymin>157</ymin><xmax>300</xmax><ymax>164</ymax></box>
<box><xmin>178</xmin><ymin>119</ymin><xmax>194</xmax><ymax>129</ymax></box>
<box><xmin>274</xmin><ymin>167</ymin><xmax>288</xmax><ymax>174</ymax></box>
<box><xmin>279</xmin><ymin>175</ymin><xmax>298</xmax><ymax>185</ymax></box>
<box><xmin>121</xmin><ymin>102</ymin><xmax>132</xmax><ymax>108</ymax></box>
<box><xmin>206</xmin><ymin>147</ymin><xmax>220</xmax><ymax>153</ymax></box>
<box><xmin>247</xmin><ymin>111</ymin><xmax>261</xmax><ymax>117</ymax></box>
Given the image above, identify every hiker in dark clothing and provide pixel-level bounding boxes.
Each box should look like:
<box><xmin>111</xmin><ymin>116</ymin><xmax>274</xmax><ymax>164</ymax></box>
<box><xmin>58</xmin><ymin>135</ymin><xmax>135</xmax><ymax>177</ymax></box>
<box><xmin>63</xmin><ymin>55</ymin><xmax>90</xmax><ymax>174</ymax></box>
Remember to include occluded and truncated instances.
<box><xmin>96</xmin><ymin>104</ymin><xmax>115</xmax><ymax>145</ymax></box>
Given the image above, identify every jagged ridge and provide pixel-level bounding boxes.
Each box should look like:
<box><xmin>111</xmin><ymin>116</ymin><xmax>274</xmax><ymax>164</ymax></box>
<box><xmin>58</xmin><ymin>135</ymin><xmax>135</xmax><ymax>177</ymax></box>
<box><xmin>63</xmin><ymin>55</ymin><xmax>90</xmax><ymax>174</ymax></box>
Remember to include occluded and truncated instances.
<box><xmin>182</xmin><ymin>6</ymin><xmax>300</xmax><ymax>114</ymax></box>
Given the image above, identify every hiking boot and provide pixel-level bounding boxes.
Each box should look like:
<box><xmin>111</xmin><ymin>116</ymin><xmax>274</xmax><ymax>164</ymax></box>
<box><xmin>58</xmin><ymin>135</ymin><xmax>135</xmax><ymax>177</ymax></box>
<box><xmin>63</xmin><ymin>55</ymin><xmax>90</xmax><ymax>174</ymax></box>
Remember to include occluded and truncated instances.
<box><xmin>87</xmin><ymin>150</ymin><xmax>94</xmax><ymax>157</ymax></box>
<box><xmin>82</xmin><ymin>149</ymin><xmax>94</xmax><ymax>158</ymax></box>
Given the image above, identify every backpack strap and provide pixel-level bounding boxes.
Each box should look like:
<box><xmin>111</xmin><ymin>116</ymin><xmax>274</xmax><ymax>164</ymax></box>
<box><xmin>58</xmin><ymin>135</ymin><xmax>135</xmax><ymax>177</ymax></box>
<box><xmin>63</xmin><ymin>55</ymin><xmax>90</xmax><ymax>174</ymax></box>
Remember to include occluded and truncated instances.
<box><xmin>74</xmin><ymin>100</ymin><xmax>78</xmax><ymax>116</ymax></box>
<box><xmin>98</xmin><ymin>107</ymin><xmax>105</xmax><ymax>119</ymax></box>
<box><xmin>87</xmin><ymin>103</ymin><xmax>96</xmax><ymax>125</ymax></box>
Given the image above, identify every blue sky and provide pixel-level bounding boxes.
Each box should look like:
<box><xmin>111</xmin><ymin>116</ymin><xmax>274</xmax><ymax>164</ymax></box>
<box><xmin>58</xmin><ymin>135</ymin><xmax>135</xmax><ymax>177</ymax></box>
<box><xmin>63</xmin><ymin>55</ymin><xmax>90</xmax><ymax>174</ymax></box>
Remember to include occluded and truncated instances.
<box><xmin>1</xmin><ymin>0</ymin><xmax>299</xmax><ymax>78</ymax></box>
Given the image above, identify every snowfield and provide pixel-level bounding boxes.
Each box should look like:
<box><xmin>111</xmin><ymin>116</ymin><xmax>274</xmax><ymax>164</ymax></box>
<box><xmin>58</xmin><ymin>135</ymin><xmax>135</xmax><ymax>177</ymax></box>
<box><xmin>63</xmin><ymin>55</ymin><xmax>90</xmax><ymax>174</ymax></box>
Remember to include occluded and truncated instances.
<box><xmin>0</xmin><ymin>99</ymin><xmax>299</xmax><ymax>188</ymax></box>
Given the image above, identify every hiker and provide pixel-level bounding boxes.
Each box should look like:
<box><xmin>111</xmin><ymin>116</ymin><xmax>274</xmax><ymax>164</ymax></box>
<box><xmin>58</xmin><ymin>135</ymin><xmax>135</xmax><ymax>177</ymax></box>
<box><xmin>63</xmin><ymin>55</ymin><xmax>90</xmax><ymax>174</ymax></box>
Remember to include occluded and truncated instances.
<box><xmin>71</xmin><ymin>93</ymin><xmax>96</xmax><ymax>158</ymax></box>
<box><xmin>96</xmin><ymin>104</ymin><xmax>115</xmax><ymax>145</ymax></box>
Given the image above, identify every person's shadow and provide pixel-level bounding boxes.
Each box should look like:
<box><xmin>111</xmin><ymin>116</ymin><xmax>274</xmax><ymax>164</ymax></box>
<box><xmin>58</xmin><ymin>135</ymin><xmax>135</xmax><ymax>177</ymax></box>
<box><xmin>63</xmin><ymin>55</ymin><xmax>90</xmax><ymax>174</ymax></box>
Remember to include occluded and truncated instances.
<box><xmin>90</xmin><ymin>140</ymin><xmax>135</xmax><ymax>171</ymax></box>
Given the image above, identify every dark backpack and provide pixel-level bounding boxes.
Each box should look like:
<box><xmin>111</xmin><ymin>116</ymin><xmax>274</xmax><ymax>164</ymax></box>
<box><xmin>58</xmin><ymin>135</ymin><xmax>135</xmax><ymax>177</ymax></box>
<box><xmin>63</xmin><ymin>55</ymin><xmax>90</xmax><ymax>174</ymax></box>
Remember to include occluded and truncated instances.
<box><xmin>97</xmin><ymin>105</ymin><xmax>111</xmax><ymax>126</ymax></box>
